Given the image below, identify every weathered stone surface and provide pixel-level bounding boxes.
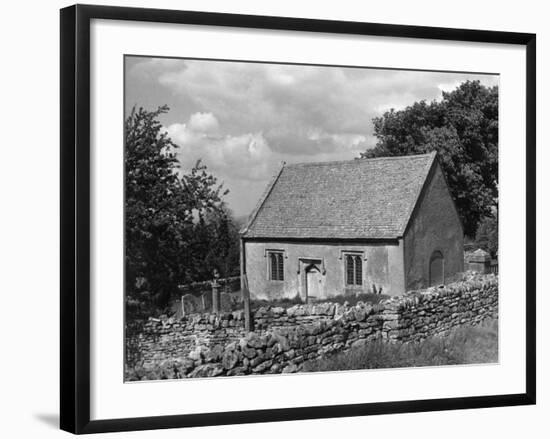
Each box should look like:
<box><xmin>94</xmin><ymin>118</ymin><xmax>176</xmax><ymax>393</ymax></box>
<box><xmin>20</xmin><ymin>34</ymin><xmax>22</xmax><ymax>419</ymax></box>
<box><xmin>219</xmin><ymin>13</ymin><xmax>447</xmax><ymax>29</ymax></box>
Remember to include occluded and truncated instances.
<box><xmin>226</xmin><ymin>366</ymin><xmax>247</xmax><ymax>376</ymax></box>
<box><xmin>188</xmin><ymin>346</ymin><xmax>205</xmax><ymax>362</ymax></box>
<box><xmin>270</xmin><ymin>332</ymin><xmax>290</xmax><ymax>351</ymax></box>
<box><xmin>282</xmin><ymin>363</ymin><xmax>299</xmax><ymax>374</ymax></box>
<box><xmin>187</xmin><ymin>363</ymin><xmax>224</xmax><ymax>378</ymax></box>
<box><xmin>242</xmin><ymin>345</ymin><xmax>257</xmax><ymax>359</ymax></box>
<box><xmin>126</xmin><ymin>275</ymin><xmax>498</xmax><ymax>381</ymax></box>
<box><xmin>250</xmin><ymin>354</ymin><xmax>268</xmax><ymax>368</ymax></box>
<box><xmin>383</xmin><ymin>320</ymin><xmax>399</xmax><ymax>330</ymax></box>
<box><xmin>252</xmin><ymin>360</ymin><xmax>273</xmax><ymax>373</ymax></box>
<box><xmin>225</xmin><ymin>341</ymin><xmax>237</xmax><ymax>352</ymax></box>
<box><xmin>174</xmin><ymin>358</ymin><xmax>195</xmax><ymax>374</ymax></box>
<box><xmin>247</xmin><ymin>332</ymin><xmax>267</xmax><ymax>349</ymax></box>
<box><xmin>204</xmin><ymin>344</ymin><xmax>224</xmax><ymax>362</ymax></box>
<box><xmin>351</xmin><ymin>338</ymin><xmax>368</xmax><ymax>349</ymax></box>
<box><xmin>305</xmin><ymin>321</ymin><xmax>323</xmax><ymax>336</ymax></box>
<box><xmin>355</xmin><ymin>308</ymin><xmax>367</xmax><ymax>322</ymax></box>
<box><xmin>271</xmin><ymin>343</ymin><xmax>282</xmax><ymax>356</ymax></box>
<box><xmin>222</xmin><ymin>350</ymin><xmax>240</xmax><ymax>370</ymax></box>
<box><xmin>284</xmin><ymin>349</ymin><xmax>296</xmax><ymax>360</ymax></box>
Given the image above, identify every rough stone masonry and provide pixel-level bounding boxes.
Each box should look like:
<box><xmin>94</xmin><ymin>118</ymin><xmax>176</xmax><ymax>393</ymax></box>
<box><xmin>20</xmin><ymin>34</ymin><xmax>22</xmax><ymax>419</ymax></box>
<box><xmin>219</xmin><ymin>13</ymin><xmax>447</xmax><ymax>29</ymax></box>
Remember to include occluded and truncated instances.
<box><xmin>125</xmin><ymin>273</ymin><xmax>498</xmax><ymax>381</ymax></box>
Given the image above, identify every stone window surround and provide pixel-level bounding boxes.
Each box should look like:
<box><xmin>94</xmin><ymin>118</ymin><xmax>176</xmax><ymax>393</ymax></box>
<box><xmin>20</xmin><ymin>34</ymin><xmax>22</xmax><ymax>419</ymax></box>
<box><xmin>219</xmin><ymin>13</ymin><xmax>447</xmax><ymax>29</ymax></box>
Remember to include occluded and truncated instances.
<box><xmin>340</xmin><ymin>250</ymin><xmax>365</xmax><ymax>287</ymax></box>
<box><xmin>264</xmin><ymin>249</ymin><xmax>286</xmax><ymax>281</ymax></box>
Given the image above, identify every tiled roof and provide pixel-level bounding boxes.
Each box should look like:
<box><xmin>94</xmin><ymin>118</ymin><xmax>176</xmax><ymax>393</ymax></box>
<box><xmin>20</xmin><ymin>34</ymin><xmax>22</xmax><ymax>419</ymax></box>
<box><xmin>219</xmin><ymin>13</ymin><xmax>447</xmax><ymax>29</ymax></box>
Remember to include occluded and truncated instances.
<box><xmin>242</xmin><ymin>152</ymin><xmax>437</xmax><ymax>240</ymax></box>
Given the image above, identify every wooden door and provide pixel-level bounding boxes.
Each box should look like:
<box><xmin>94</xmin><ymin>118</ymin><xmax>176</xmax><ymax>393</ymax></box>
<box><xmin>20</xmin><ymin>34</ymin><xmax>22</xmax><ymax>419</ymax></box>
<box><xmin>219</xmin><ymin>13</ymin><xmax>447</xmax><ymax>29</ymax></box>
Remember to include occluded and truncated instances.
<box><xmin>429</xmin><ymin>251</ymin><xmax>444</xmax><ymax>286</ymax></box>
<box><xmin>306</xmin><ymin>265</ymin><xmax>323</xmax><ymax>300</ymax></box>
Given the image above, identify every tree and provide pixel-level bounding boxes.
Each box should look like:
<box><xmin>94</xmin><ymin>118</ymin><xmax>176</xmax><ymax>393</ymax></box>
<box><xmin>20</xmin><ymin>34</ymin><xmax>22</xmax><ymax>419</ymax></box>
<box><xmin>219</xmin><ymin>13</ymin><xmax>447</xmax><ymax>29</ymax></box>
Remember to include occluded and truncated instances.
<box><xmin>125</xmin><ymin>106</ymin><xmax>230</xmax><ymax>313</ymax></box>
<box><xmin>202</xmin><ymin>206</ymin><xmax>241</xmax><ymax>281</ymax></box>
<box><xmin>360</xmin><ymin>80</ymin><xmax>498</xmax><ymax>237</ymax></box>
<box><xmin>475</xmin><ymin>215</ymin><xmax>498</xmax><ymax>258</ymax></box>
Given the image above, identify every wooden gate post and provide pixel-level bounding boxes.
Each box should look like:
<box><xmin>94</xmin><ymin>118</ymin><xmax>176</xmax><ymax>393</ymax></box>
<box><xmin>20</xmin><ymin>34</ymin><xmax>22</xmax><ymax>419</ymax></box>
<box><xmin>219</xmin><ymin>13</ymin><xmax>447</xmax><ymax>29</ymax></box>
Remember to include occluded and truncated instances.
<box><xmin>212</xmin><ymin>282</ymin><xmax>220</xmax><ymax>313</ymax></box>
<box><xmin>243</xmin><ymin>274</ymin><xmax>253</xmax><ymax>331</ymax></box>
<box><xmin>212</xmin><ymin>269</ymin><xmax>220</xmax><ymax>314</ymax></box>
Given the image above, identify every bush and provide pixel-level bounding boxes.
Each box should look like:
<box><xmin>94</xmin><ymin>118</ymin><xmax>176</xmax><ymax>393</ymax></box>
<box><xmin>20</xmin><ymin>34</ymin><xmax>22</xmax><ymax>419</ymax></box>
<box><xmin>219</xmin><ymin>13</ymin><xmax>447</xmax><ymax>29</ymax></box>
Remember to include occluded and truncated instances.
<box><xmin>475</xmin><ymin>216</ymin><xmax>498</xmax><ymax>258</ymax></box>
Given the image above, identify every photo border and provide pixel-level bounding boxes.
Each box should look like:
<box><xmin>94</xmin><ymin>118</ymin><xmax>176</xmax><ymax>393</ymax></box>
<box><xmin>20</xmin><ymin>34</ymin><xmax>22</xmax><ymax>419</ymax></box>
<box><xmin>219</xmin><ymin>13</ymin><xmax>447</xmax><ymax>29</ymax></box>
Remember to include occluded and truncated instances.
<box><xmin>60</xmin><ymin>4</ymin><xmax>536</xmax><ymax>434</ymax></box>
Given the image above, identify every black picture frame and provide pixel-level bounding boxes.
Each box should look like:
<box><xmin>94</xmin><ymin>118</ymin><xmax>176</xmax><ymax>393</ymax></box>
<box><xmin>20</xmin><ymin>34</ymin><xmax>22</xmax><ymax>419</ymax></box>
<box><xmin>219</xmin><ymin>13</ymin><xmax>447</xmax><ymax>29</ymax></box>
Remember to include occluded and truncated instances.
<box><xmin>60</xmin><ymin>4</ymin><xmax>536</xmax><ymax>434</ymax></box>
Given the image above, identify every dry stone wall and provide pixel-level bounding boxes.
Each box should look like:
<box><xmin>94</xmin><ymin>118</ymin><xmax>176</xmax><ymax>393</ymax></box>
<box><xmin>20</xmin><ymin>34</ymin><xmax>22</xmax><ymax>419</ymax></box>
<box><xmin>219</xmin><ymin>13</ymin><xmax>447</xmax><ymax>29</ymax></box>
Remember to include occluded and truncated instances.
<box><xmin>125</xmin><ymin>274</ymin><xmax>498</xmax><ymax>380</ymax></box>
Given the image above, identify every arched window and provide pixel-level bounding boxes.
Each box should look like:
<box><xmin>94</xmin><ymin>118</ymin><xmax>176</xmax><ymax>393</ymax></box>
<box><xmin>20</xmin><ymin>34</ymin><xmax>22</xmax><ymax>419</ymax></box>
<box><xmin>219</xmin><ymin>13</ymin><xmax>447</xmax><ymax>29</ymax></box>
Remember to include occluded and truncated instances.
<box><xmin>429</xmin><ymin>250</ymin><xmax>444</xmax><ymax>286</ymax></box>
<box><xmin>345</xmin><ymin>254</ymin><xmax>362</xmax><ymax>286</ymax></box>
<box><xmin>268</xmin><ymin>251</ymin><xmax>284</xmax><ymax>281</ymax></box>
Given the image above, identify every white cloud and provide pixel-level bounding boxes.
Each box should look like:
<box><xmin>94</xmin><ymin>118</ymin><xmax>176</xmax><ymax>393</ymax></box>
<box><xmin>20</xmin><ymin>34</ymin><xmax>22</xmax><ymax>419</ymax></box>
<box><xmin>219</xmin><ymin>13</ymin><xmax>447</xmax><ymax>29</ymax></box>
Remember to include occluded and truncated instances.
<box><xmin>188</xmin><ymin>112</ymin><xmax>219</xmax><ymax>132</ymax></box>
<box><xmin>164</xmin><ymin>114</ymin><xmax>276</xmax><ymax>183</ymax></box>
<box><xmin>128</xmin><ymin>56</ymin><xmax>499</xmax><ymax>215</ymax></box>
<box><xmin>151</xmin><ymin>60</ymin><xmax>498</xmax><ymax>157</ymax></box>
<box><xmin>129</xmin><ymin>58</ymin><xmax>188</xmax><ymax>79</ymax></box>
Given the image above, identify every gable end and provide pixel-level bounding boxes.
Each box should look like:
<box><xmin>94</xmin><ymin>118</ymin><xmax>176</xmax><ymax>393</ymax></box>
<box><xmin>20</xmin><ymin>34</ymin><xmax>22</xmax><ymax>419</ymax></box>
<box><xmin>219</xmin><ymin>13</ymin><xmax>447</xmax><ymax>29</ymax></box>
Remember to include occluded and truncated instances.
<box><xmin>401</xmin><ymin>153</ymin><xmax>463</xmax><ymax>238</ymax></box>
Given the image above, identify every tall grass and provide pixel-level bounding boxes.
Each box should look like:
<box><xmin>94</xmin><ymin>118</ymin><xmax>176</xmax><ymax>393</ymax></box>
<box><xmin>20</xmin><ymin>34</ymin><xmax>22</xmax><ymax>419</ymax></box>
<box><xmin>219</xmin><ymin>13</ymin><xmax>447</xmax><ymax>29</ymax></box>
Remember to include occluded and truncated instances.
<box><xmin>303</xmin><ymin>318</ymin><xmax>498</xmax><ymax>372</ymax></box>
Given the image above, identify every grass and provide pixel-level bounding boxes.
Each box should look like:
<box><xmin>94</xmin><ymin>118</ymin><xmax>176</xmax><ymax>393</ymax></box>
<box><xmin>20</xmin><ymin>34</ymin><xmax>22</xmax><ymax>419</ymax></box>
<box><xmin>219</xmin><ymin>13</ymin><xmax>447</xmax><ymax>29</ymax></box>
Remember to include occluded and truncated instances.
<box><xmin>246</xmin><ymin>292</ymin><xmax>390</xmax><ymax>311</ymax></box>
<box><xmin>248</xmin><ymin>295</ymin><xmax>304</xmax><ymax>310</ymax></box>
<box><xmin>315</xmin><ymin>292</ymin><xmax>389</xmax><ymax>307</ymax></box>
<box><xmin>303</xmin><ymin>318</ymin><xmax>498</xmax><ymax>372</ymax></box>
<box><xmin>169</xmin><ymin>290</ymin><xmax>390</xmax><ymax>315</ymax></box>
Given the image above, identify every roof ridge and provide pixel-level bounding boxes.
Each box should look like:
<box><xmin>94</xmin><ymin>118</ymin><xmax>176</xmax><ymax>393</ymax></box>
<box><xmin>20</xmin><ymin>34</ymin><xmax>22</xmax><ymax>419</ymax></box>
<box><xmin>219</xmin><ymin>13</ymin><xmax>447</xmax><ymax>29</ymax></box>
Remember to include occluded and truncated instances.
<box><xmin>284</xmin><ymin>152</ymin><xmax>434</xmax><ymax>169</ymax></box>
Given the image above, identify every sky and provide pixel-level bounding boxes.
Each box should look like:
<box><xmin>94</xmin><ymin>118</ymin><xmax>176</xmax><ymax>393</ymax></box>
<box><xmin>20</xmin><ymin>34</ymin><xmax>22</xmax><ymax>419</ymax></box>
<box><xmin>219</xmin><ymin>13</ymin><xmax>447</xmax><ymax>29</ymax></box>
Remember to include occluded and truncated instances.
<box><xmin>125</xmin><ymin>56</ymin><xmax>498</xmax><ymax>218</ymax></box>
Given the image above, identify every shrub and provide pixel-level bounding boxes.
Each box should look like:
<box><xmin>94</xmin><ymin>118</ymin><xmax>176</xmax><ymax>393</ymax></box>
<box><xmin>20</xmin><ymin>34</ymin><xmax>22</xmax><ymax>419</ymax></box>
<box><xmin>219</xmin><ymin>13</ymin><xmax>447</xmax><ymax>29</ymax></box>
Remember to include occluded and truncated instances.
<box><xmin>475</xmin><ymin>215</ymin><xmax>498</xmax><ymax>258</ymax></box>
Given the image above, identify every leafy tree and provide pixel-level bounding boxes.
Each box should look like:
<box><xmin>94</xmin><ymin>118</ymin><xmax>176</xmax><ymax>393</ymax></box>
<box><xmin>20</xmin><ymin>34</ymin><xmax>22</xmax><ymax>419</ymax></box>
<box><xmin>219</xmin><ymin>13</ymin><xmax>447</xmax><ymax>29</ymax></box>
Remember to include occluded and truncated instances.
<box><xmin>125</xmin><ymin>106</ymin><xmax>231</xmax><ymax>314</ymax></box>
<box><xmin>202</xmin><ymin>206</ymin><xmax>241</xmax><ymax>281</ymax></box>
<box><xmin>360</xmin><ymin>80</ymin><xmax>498</xmax><ymax>237</ymax></box>
<box><xmin>475</xmin><ymin>215</ymin><xmax>498</xmax><ymax>258</ymax></box>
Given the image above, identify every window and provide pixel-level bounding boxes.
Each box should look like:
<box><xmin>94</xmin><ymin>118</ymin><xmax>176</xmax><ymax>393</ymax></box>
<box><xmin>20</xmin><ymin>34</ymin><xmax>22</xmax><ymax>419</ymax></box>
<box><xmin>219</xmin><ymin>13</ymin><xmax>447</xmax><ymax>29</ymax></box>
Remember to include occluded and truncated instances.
<box><xmin>345</xmin><ymin>254</ymin><xmax>362</xmax><ymax>286</ymax></box>
<box><xmin>269</xmin><ymin>252</ymin><xmax>284</xmax><ymax>281</ymax></box>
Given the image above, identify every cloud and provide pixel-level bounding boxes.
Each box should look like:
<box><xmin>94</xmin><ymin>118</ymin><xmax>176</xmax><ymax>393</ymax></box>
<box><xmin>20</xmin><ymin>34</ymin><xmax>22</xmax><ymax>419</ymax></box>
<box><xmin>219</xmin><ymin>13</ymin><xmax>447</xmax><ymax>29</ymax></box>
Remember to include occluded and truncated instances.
<box><xmin>164</xmin><ymin>116</ymin><xmax>275</xmax><ymax>183</ymax></box>
<box><xmin>163</xmin><ymin>112</ymin><xmax>379</xmax><ymax>215</ymax></box>
<box><xmin>154</xmin><ymin>62</ymin><xmax>380</xmax><ymax>156</ymax></box>
<box><xmin>188</xmin><ymin>112</ymin><xmax>219</xmax><ymax>132</ymax></box>
<box><xmin>164</xmin><ymin>113</ymin><xmax>281</xmax><ymax>215</ymax></box>
<box><xmin>151</xmin><ymin>60</ymin><xmax>497</xmax><ymax>154</ymax></box>
<box><xmin>128</xmin><ymin>56</ymin><xmax>499</xmax><ymax>215</ymax></box>
<box><xmin>128</xmin><ymin>58</ymin><xmax>188</xmax><ymax>81</ymax></box>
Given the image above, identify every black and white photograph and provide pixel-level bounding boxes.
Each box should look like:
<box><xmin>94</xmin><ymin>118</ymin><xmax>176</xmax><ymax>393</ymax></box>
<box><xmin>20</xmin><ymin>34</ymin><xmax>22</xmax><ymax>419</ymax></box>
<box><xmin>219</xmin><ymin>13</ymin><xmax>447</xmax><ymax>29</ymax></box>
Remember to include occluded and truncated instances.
<box><xmin>124</xmin><ymin>56</ymin><xmax>500</xmax><ymax>381</ymax></box>
<box><xmin>0</xmin><ymin>0</ymin><xmax>543</xmax><ymax>436</ymax></box>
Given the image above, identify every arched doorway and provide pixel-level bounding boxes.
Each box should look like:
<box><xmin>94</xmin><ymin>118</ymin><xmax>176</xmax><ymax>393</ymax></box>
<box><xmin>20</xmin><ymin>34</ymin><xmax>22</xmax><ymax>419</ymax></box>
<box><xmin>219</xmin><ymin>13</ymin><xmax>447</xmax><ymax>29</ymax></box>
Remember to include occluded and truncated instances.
<box><xmin>305</xmin><ymin>263</ymin><xmax>324</xmax><ymax>301</ymax></box>
<box><xmin>429</xmin><ymin>250</ymin><xmax>444</xmax><ymax>286</ymax></box>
